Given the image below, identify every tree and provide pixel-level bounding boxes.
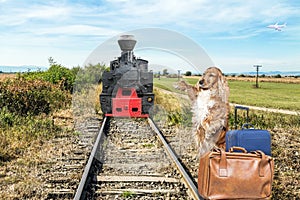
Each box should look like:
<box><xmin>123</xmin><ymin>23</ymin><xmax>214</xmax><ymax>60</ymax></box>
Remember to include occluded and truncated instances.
<box><xmin>185</xmin><ymin>71</ymin><xmax>192</xmax><ymax>76</ymax></box>
<box><xmin>274</xmin><ymin>74</ymin><xmax>281</xmax><ymax>78</ymax></box>
<box><xmin>48</xmin><ymin>56</ymin><xmax>57</xmax><ymax>65</ymax></box>
<box><xmin>162</xmin><ymin>69</ymin><xmax>169</xmax><ymax>76</ymax></box>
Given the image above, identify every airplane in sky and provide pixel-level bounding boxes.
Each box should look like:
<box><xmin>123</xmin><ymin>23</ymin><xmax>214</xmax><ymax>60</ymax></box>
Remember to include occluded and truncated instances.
<box><xmin>267</xmin><ymin>23</ymin><xmax>287</xmax><ymax>31</ymax></box>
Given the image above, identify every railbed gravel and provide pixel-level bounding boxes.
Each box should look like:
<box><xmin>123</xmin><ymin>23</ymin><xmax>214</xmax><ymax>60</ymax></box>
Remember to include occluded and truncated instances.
<box><xmin>90</xmin><ymin>117</ymin><xmax>198</xmax><ymax>200</ymax></box>
<box><xmin>1</xmin><ymin>116</ymin><xmax>199</xmax><ymax>199</ymax></box>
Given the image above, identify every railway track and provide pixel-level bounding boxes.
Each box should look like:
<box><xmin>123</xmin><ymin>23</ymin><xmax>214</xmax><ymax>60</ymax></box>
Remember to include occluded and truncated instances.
<box><xmin>74</xmin><ymin>117</ymin><xmax>202</xmax><ymax>200</ymax></box>
<box><xmin>45</xmin><ymin>117</ymin><xmax>101</xmax><ymax>199</ymax></box>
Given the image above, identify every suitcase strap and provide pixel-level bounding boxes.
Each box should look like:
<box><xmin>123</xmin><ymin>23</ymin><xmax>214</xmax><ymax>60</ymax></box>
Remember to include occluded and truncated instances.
<box><xmin>219</xmin><ymin>149</ymin><xmax>228</xmax><ymax>177</ymax></box>
<box><xmin>214</xmin><ymin>147</ymin><xmax>267</xmax><ymax>177</ymax></box>
<box><xmin>251</xmin><ymin>150</ymin><xmax>268</xmax><ymax>177</ymax></box>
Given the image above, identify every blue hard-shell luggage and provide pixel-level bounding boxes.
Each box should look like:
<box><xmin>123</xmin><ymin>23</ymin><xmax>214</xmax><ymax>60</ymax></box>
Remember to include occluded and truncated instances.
<box><xmin>225</xmin><ymin>106</ymin><xmax>272</xmax><ymax>156</ymax></box>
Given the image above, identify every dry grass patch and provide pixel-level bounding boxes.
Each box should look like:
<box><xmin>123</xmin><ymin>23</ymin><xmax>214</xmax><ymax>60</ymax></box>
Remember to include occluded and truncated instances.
<box><xmin>0</xmin><ymin>109</ymin><xmax>77</xmax><ymax>199</ymax></box>
<box><xmin>0</xmin><ymin>73</ymin><xmax>16</xmax><ymax>82</ymax></box>
<box><xmin>226</xmin><ymin>76</ymin><xmax>300</xmax><ymax>84</ymax></box>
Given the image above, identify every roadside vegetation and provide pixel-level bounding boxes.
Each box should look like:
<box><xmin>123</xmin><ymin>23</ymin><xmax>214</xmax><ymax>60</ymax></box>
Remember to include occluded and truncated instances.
<box><xmin>0</xmin><ymin>59</ymin><xmax>106</xmax><ymax>199</ymax></box>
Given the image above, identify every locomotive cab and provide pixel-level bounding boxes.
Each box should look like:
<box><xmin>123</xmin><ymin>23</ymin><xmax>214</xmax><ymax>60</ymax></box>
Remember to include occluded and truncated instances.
<box><xmin>100</xmin><ymin>35</ymin><xmax>154</xmax><ymax>117</ymax></box>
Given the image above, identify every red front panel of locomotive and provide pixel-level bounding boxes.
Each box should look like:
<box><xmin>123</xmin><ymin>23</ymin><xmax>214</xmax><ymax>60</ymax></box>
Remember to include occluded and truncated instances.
<box><xmin>105</xmin><ymin>88</ymin><xmax>148</xmax><ymax>118</ymax></box>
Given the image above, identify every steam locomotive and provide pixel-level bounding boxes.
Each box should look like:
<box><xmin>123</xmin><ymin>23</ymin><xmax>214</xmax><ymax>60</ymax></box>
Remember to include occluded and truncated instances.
<box><xmin>100</xmin><ymin>35</ymin><xmax>154</xmax><ymax>117</ymax></box>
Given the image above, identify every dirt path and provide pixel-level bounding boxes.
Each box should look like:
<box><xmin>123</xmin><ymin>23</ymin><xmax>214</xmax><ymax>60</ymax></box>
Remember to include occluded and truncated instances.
<box><xmin>230</xmin><ymin>103</ymin><xmax>299</xmax><ymax>115</ymax></box>
<box><xmin>156</xmin><ymin>87</ymin><xmax>299</xmax><ymax>116</ymax></box>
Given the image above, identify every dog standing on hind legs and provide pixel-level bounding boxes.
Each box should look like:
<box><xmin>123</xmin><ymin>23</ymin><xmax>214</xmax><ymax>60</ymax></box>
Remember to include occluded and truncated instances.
<box><xmin>179</xmin><ymin>67</ymin><xmax>230</xmax><ymax>156</ymax></box>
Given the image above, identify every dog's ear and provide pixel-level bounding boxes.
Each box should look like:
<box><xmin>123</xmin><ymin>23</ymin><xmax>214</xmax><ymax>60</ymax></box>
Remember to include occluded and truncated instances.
<box><xmin>217</xmin><ymin>70</ymin><xmax>229</xmax><ymax>102</ymax></box>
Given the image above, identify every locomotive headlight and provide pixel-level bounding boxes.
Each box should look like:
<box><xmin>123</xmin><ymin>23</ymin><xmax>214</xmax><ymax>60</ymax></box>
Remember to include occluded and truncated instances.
<box><xmin>147</xmin><ymin>97</ymin><xmax>153</xmax><ymax>102</ymax></box>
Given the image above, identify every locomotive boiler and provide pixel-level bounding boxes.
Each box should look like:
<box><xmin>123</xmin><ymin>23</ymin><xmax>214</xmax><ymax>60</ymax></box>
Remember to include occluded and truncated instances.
<box><xmin>100</xmin><ymin>35</ymin><xmax>154</xmax><ymax>117</ymax></box>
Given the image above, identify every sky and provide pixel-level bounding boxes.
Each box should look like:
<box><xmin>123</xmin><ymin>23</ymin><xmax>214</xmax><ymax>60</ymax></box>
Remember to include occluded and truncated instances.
<box><xmin>1</xmin><ymin>0</ymin><xmax>300</xmax><ymax>73</ymax></box>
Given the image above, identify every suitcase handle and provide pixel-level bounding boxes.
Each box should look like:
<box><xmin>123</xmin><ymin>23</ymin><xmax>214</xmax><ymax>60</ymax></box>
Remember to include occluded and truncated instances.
<box><xmin>229</xmin><ymin>146</ymin><xmax>247</xmax><ymax>153</ymax></box>
<box><xmin>234</xmin><ymin>106</ymin><xmax>249</xmax><ymax>129</ymax></box>
<box><xmin>241</xmin><ymin>123</ymin><xmax>255</xmax><ymax>129</ymax></box>
<box><xmin>218</xmin><ymin>148</ymin><xmax>270</xmax><ymax>178</ymax></box>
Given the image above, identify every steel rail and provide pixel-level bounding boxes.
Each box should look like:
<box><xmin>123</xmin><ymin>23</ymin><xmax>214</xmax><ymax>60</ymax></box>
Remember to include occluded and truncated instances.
<box><xmin>74</xmin><ymin>116</ymin><xmax>108</xmax><ymax>200</ymax></box>
<box><xmin>148</xmin><ymin>117</ymin><xmax>203</xmax><ymax>200</ymax></box>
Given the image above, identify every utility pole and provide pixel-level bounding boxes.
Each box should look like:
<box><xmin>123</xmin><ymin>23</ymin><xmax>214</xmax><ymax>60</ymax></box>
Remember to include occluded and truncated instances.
<box><xmin>253</xmin><ymin>65</ymin><xmax>262</xmax><ymax>88</ymax></box>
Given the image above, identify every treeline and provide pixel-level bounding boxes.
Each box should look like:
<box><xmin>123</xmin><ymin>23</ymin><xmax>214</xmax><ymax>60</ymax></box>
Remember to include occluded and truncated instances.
<box><xmin>227</xmin><ymin>74</ymin><xmax>299</xmax><ymax>78</ymax></box>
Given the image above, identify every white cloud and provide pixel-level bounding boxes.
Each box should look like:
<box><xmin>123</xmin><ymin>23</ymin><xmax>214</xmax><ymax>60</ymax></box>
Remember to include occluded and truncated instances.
<box><xmin>87</xmin><ymin>0</ymin><xmax>299</xmax><ymax>38</ymax></box>
<box><xmin>34</xmin><ymin>25</ymin><xmax>120</xmax><ymax>37</ymax></box>
<box><xmin>2</xmin><ymin>1</ymin><xmax>298</xmax><ymax>36</ymax></box>
<box><xmin>0</xmin><ymin>4</ymin><xmax>70</xmax><ymax>26</ymax></box>
<box><xmin>22</xmin><ymin>6</ymin><xmax>70</xmax><ymax>20</ymax></box>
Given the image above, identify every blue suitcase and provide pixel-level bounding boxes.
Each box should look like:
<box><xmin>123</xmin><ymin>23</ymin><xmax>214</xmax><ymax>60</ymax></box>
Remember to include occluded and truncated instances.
<box><xmin>226</xmin><ymin>106</ymin><xmax>272</xmax><ymax>156</ymax></box>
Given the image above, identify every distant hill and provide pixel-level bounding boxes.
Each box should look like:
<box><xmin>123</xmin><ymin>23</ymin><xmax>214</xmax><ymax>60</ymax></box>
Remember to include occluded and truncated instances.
<box><xmin>0</xmin><ymin>65</ymin><xmax>47</xmax><ymax>73</ymax></box>
<box><xmin>226</xmin><ymin>71</ymin><xmax>300</xmax><ymax>76</ymax></box>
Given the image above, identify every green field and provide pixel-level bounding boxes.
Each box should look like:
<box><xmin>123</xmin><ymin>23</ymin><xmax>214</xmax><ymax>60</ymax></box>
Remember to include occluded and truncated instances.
<box><xmin>228</xmin><ymin>80</ymin><xmax>300</xmax><ymax>111</ymax></box>
<box><xmin>154</xmin><ymin>77</ymin><xmax>300</xmax><ymax>111</ymax></box>
<box><xmin>154</xmin><ymin>77</ymin><xmax>185</xmax><ymax>93</ymax></box>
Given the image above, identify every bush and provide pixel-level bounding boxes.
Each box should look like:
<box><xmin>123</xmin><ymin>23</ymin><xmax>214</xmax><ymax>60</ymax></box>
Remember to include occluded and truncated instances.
<box><xmin>44</xmin><ymin>64</ymin><xmax>76</xmax><ymax>91</ymax></box>
<box><xmin>274</xmin><ymin>74</ymin><xmax>282</xmax><ymax>78</ymax></box>
<box><xmin>73</xmin><ymin>63</ymin><xmax>108</xmax><ymax>92</ymax></box>
<box><xmin>0</xmin><ymin>78</ymin><xmax>71</xmax><ymax>116</ymax></box>
<box><xmin>21</xmin><ymin>59</ymin><xmax>109</xmax><ymax>93</ymax></box>
<box><xmin>22</xmin><ymin>64</ymin><xmax>76</xmax><ymax>92</ymax></box>
<box><xmin>75</xmin><ymin>64</ymin><xmax>107</xmax><ymax>83</ymax></box>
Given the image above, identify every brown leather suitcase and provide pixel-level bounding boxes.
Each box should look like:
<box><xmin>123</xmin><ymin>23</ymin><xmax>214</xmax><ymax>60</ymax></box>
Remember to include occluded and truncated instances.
<box><xmin>198</xmin><ymin>147</ymin><xmax>274</xmax><ymax>199</ymax></box>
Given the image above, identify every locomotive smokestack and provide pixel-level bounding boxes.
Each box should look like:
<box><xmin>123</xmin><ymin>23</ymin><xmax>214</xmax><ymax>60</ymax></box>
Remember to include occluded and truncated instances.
<box><xmin>118</xmin><ymin>35</ymin><xmax>136</xmax><ymax>52</ymax></box>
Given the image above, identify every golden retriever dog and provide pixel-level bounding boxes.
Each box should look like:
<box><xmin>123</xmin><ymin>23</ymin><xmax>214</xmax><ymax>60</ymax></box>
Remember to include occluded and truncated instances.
<box><xmin>178</xmin><ymin>67</ymin><xmax>230</xmax><ymax>156</ymax></box>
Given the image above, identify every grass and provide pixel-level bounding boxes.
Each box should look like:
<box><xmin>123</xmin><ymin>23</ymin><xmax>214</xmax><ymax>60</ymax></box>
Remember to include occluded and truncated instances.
<box><xmin>0</xmin><ymin>72</ymin><xmax>75</xmax><ymax>199</ymax></box>
<box><xmin>0</xmin><ymin>109</ymin><xmax>74</xmax><ymax>199</ymax></box>
<box><xmin>0</xmin><ymin>109</ymin><xmax>72</xmax><ymax>163</ymax></box>
<box><xmin>155</xmin><ymin>76</ymin><xmax>300</xmax><ymax>111</ymax></box>
<box><xmin>228</xmin><ymin>80</ymin><xmax>300</xmax><ymax>111</ymax></box>
<box><xmin>154</xmin><ymin>77</ymin><xmax>183</xmax><ymax>93</ymax></box>
<box><xmin>142</xmin><ymin>143</ymin><xmax>155</xmax><ymax>148</ymax></box>
<box><xmin>153</xmin><ymin>88</ymin><xmax>192</xmax><ymax>126</ymax></box>
<box><xmin>121</xmin><ymin>191</ymin><xmax>136</xmax><ymax>198</ymax></box>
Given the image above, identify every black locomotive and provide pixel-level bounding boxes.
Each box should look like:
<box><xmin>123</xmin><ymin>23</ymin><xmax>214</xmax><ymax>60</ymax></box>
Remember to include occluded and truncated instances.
<box><xmin>100</xmin><ymin>35</ymin><xmax>154</xmax><ymax>117</ymax></box>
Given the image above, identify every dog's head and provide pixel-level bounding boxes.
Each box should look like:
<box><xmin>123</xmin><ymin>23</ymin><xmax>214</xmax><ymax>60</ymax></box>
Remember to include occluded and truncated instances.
<box><xmin>196</xmin><ymin>67</ymin><xmax>229</xmax><ymax>100</ymax></box>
